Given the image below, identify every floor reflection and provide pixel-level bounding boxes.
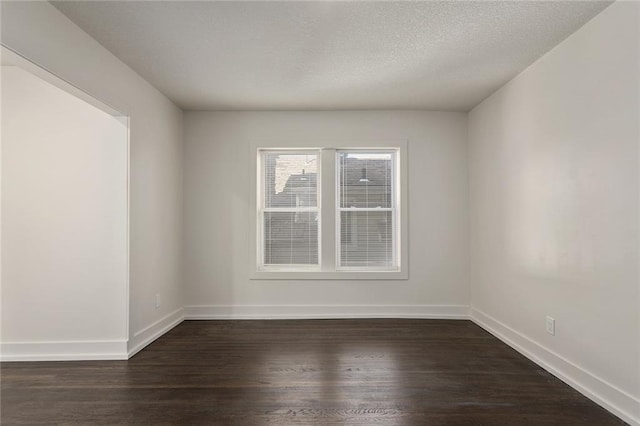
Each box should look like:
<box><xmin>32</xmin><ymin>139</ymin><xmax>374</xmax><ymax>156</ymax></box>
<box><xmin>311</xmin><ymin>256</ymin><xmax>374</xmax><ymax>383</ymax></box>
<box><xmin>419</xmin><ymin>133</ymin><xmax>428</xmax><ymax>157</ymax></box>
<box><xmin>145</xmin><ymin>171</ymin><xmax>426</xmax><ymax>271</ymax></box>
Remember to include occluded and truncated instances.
<box><xmin>2</xmin><ymin>320</ymin><xmax>623</xmax><ymax>425</ymax></box>
<box><xmin>248</xmin><ymin>326</ymin><xmax>405</xmax><ymax>425</ymax></box>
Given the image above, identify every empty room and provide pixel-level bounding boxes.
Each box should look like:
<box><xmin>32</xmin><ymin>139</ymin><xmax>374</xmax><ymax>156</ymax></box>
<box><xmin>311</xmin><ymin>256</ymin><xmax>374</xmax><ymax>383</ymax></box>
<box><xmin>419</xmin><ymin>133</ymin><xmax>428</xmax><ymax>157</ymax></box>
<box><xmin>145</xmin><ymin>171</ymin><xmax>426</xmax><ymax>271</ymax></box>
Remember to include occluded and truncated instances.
<box><xmin>1</xmin><ymin>1</ymin><xmax>638</xmax><ymax>425</ymax></box>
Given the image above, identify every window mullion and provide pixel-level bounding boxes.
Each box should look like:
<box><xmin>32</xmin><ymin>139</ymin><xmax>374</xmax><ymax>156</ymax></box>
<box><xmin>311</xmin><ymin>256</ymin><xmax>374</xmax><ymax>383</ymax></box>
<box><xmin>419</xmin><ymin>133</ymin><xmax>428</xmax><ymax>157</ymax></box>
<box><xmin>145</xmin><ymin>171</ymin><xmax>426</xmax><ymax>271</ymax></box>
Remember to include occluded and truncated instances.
<box><xmin>320</xmin><ymin>148</ymin><xmax>335</xmax><ymax>272</ymax></box>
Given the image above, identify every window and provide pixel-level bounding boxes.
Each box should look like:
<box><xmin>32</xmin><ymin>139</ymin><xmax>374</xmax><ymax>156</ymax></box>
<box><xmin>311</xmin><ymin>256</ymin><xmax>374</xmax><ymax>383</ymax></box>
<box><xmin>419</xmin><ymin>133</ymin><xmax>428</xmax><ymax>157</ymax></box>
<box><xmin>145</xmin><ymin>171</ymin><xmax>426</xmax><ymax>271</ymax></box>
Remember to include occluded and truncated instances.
<box><xmin>338</xmin><ymin>151</ymin><xmax>396</xmax><ymax>270</ymax></box>
<box><xmin>260</xmin><ymin>151</ymin><xmax>320</xmax><ymax>268</ymax></box>
<box><xmin>252</xmin><ymin>142</ymin><xmax>407</xmax><ymax>279</ymax></box>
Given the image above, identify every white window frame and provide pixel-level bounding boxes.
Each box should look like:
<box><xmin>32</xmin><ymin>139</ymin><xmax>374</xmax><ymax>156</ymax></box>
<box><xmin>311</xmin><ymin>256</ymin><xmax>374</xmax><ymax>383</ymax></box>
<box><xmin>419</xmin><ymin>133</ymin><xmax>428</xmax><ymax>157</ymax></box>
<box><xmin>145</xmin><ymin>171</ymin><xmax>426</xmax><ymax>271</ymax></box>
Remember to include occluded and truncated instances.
<box><xmin>258</xmin><ymin>149</ymin><xmax>321</xmax><ymax>271</ymax></box>
<box><xmin>249</xmin><ymin>140</ymin><xmax>408</xmax><ymax>280</ymax></box>
<box><xmin>336</xmin><ymin>149</ymin><xmax>399</xmax><ymax>271</ymax></box>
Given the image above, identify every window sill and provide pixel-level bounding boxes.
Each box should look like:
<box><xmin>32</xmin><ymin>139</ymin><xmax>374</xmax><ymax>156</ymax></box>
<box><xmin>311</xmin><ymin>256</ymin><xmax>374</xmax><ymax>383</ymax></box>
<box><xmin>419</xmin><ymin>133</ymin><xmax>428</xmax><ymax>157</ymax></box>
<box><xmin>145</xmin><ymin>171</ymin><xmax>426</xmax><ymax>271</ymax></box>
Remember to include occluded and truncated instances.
<box><xmin>249</xmin><ymin>270</ymin><xmax>408</xmax><ymax>280</ymax></box>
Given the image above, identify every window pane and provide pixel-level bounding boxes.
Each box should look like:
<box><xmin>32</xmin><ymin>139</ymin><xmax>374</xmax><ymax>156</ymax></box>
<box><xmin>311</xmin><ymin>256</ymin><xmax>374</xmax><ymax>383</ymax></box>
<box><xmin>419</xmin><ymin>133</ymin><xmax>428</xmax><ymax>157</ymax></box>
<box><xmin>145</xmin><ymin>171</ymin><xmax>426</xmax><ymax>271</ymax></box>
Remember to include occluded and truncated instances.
<box><xmin>264</xmin><ymin>211</ymin><xmax>319</xmax><ymax>265</ymax></box>
<box><xmin>340</xmin><ymin>211</ymin><xmax>393</xmax><ymax>268</ymax></box>
<box><xmin>339</xmin><ymin>152</ymin><xmax>392</xmax><ymax>209</ymax></box>
<box><xmin>264</xmin><ymin>153</ymin><xmax>317</xmax><ymax>208</ymax></box>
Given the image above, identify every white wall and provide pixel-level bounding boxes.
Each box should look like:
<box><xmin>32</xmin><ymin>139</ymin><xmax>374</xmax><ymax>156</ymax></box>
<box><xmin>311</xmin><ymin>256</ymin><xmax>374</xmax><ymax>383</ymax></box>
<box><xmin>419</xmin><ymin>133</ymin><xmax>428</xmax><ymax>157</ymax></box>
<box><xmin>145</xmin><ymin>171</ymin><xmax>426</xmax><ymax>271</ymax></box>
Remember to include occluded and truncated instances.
<box><xmin>2</xmin><ymin>8</ymin><xmax>636</xmax><ymax>424</ymax></box>
<box><xmin>468</xmin><ymin>2</ymin><xmax>639</xmax><ymax>423</ymax></box>
<box><xmin>184</xmin><ymin>111</ymin><xmax>469</xmax><ymax>317</ymax></box>
<box><xmin>1</xmin><ymin>66</ymin><xmax>128</xmax><ymax>358</ymax></box>
<box><xmin>0</xmin><ymin>1</ymin><xmax>184</xmax><ymax>354</ymax></box>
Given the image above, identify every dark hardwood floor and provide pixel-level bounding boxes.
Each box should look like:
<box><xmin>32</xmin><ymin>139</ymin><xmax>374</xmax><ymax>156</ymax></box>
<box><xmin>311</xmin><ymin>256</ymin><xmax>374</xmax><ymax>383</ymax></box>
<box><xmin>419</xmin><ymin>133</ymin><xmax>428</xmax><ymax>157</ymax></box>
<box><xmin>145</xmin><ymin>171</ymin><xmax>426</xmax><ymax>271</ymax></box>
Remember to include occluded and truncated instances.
<box><xmin>1</xmin><ymin>319</ymin><xmax>625</xmax><ymax>425</ymax></box>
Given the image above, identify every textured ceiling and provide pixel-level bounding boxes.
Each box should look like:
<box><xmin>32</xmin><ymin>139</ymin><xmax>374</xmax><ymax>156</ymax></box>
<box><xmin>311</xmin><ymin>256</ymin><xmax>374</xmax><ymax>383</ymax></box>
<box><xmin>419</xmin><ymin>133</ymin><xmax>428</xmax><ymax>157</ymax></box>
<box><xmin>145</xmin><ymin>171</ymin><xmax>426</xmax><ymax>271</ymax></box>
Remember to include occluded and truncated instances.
<box><xmin>52</xmin><ymin>1</ymin><xmax>611</xmax><ymax>111</ymax></box>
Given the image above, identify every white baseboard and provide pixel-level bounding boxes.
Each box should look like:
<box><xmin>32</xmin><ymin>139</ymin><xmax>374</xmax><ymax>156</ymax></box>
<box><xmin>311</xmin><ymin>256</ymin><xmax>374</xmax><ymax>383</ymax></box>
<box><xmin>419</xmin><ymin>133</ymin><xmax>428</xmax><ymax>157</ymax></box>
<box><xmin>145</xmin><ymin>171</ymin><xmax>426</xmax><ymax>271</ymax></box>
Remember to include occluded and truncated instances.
<box><xmin>0</xmin><ymin>339</ymin><xmax>128</xmax><ymax>361</ymax></box>
<box><xmin>184</xmin><ymin>304</ymin><xmax>470</xmax><ymax>320</ymax></box>
<box><xmin>6</xmin><ymin>304</ymin><xmax>634</xmax><ymax>426</ymax></box>
<box><xmin>470</xmin><ymin>308</ymin><xmax>640</xmax><ymax>426</ymax></box>
<box><xmin>127</xmin><ymin>307</ymin><xmax>184</xmax><ymax>358</ymax></box>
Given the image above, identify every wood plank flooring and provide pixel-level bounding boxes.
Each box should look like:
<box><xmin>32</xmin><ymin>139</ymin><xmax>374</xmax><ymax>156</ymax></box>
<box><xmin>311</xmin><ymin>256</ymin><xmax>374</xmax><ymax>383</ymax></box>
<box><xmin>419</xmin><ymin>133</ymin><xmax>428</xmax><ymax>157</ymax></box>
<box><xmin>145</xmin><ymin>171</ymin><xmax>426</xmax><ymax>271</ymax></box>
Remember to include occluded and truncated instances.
<box><xmin>1</xmin><ymin>319</ymin><xmax>626</xmax><ymax>425</ymax></box>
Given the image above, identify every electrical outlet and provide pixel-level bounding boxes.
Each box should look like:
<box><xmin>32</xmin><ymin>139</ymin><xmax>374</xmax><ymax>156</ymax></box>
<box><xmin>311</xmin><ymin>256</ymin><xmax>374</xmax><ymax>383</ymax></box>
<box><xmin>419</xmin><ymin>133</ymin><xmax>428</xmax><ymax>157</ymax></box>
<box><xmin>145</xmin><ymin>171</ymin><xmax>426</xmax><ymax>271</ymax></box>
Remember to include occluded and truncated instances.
<box><xmin>546</xmin><ymin>316</ymin><xmax>555</xmax><ymax>335</ymax></box>
<box><xmin>155</xmin><ymin>293</ymin><xmax>160</xmax><ymax>309</ymax></box>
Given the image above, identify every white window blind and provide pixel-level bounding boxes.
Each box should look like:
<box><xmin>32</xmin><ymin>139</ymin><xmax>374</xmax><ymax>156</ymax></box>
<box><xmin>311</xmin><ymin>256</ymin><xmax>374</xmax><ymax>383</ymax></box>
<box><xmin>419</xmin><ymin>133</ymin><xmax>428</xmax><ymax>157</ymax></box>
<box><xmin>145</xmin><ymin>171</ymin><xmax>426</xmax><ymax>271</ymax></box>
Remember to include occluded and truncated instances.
<box><xmin>260</xmin><ymin>151</ymin><xmax>319</xmax><ymax>268</ymax></box>
<box><xmin>337</xmin><ymin>151</ymin><xmax>396</xmax><ymax>270</ymax></box>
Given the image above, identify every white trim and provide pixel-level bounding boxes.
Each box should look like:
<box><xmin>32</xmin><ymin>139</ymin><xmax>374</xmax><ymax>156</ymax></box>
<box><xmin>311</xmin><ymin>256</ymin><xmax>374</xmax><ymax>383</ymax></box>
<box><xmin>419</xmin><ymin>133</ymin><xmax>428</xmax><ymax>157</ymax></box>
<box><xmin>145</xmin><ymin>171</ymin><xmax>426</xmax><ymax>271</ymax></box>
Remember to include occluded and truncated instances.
<box><xmin>249</xmin><ymin>140</ymin><xmax>408</xmax><ymax>280</ymax></box>
<box><xmin>248</xmin><ymin>270</ymin><xmax>408</xmax><ymax>280</ymax></box>
<box><xmin>321</xmin><ymin>148</ymin><xmax>337</xmax><ymax>272</ymax></box>
<box><xmin>336</xmin><ymin>149</ymin><xmax>399</xmax><ymax>272</ymax></box>
<box><xmin>471</xmin><ymin>308</ymin><xmax>640</xmax><ymax>426</ymax></box>
<box><xmin>184</xmin><ymin>304</ymin><xmax>469</xmax><ymax>320</ymax></box>
<box><xmin>257</xmin><ymin>149</ymin><xmax>322</xmax><ymax>270</ymax></box>
<box><xmin>0</xmin><ymin>340</ymin><xmax>128</xmax><ymax>361</ymax></box>
<box><xmin>124</xmin><ymin>114</ymin><xmax>131</xmax><ymax>354</ymax></box>
<box><xmin>1</xmin><ymin>45</ymin><xmax>127</xmax><ymax>119</ymax></box>
<box><xmin>0</xmin><ymin>308</ymin><xmax>185</xmax><ymax>361</ymax></box>
<box><xmin>338</xmin><ymin>208</ymin><xmax>394</xmax><ymax>211</ymax></box>
<box><xmin>127</xmin><ymin>307</ymin><xmax>185</xmax><ymax>358</ymax></box>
